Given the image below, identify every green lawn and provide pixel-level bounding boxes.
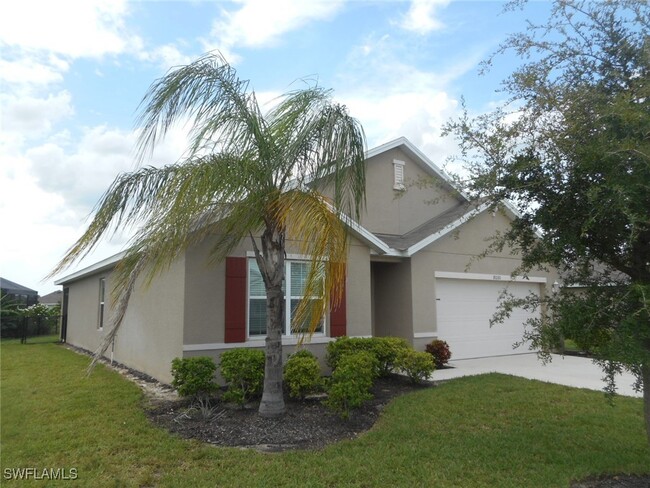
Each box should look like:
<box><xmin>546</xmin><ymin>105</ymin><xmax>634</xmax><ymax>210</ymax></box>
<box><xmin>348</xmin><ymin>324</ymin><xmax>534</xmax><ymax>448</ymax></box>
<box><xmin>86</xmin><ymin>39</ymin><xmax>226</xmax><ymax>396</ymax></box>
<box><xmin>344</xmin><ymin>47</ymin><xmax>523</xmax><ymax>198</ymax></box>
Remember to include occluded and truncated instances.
<box><xmin>1</xmin><ymin>342</ymin><xmax>648</xmax><ymax>487</ymax></box>
<box><xmin>563</xmin><ymin>339</ymin><xmax>586</xmax><ymax>354</ymax></box>
<box><xmin>1</xmin><ymin>334</ymin><xmax>60</xmax><ymax>345</ymax></box>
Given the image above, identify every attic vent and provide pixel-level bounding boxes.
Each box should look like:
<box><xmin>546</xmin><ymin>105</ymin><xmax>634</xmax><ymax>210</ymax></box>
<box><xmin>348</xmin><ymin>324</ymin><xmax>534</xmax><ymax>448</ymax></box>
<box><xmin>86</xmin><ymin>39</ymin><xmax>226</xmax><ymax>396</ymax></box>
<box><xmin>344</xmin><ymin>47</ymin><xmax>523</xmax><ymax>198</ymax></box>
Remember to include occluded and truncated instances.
<box><xmin>393</xmin><ymin>159</ymin><xmax>405</xmax><ymax>190</ymax></box>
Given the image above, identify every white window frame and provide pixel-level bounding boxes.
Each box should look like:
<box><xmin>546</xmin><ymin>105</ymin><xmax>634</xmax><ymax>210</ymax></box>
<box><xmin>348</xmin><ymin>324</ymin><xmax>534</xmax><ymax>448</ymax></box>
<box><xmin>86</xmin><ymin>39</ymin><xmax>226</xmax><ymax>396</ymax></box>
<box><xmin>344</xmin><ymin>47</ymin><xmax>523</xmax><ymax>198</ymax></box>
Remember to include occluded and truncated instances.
<box><xmin>98</xmin><ymin>277</ymin><xmax>106</xmax><ymax>330</ymax></box>
<box><xmin>393</xmin><ymin>159</ymin><xmax>405</xmax><ymax>190</ymax></box>
<box><xmin>247</xmin><ymin>257</ymin><xmax>326</xmax><ymax>339</ymax></box>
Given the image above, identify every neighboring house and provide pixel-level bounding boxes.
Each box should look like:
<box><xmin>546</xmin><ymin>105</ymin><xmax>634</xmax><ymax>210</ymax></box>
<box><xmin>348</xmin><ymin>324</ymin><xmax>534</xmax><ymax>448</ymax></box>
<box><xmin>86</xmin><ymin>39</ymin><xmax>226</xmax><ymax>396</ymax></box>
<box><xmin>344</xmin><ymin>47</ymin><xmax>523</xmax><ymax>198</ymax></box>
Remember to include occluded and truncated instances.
<box><xmin>39</xmin><ymin>290</ymin><xmax>63</xmax><ymax>308</ymax></box>
<box><xmin>0</xmin><ymin>278</ymin><xmax>38</xmax><ymax>307</ymax></box>
<box><xmin>55</xmin><ymin>137</ymin><xmax>557</xmax><ymax>384</ymax></box>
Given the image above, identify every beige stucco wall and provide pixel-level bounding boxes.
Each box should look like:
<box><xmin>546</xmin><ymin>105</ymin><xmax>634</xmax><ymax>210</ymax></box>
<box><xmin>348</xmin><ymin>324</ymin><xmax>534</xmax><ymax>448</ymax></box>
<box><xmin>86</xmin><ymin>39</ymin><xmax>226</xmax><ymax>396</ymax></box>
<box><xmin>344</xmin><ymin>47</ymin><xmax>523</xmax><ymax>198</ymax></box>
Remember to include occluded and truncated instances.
<box><xmin>407</xmin><ymin>209</ymin><xmax>558</xmax><ymax>351</ymax></box>
<box><xmin>113</xmin><ymin>258</ymin><xmax>185</xmax><ymax>384</ymax></box>
<box><xmin>64</xmin><ymin>272</ymin><xmax>112</xmax><ymax>352</ymax></box>
<box><xmin>411</xmin><ymin>252</ymin><xmax>438</xmax><ymax>337</ymax></box>
<box><xmin>346</xmin><ymin>238</ymin><xmax>372</xmax><ymax>337</ymax></box>
<box><xmin>424</xmin><ymin>209</ymin><xmax>551</xmax><ymax>276</ymax></box>
<box><xmin>63</xmin><ymin>259</ymin><xmax>185</xmax><ymax>384</ymax></box>
<box><xmin>183</xmin><ymin>236</ymin><xmax>226</xmax><ymax>345</ymax></box>
<box><xmin>179</xmin><ymin>233</ymin><xmax>372</xmax><ymax>384</ymax></box>
<box><xmin>360</xmin><ymin>147</ymin><xmax>462</xmax><ymax>235</ymax></box>
<box><xmin>182</xmin><ymin>234</ymin><xmax>373</xmax><ymax>350</ymax></box>
<box><xmin>372</xmin><ymin>261</ymin><xmax>413</xmax><ymax>343</ymax></box>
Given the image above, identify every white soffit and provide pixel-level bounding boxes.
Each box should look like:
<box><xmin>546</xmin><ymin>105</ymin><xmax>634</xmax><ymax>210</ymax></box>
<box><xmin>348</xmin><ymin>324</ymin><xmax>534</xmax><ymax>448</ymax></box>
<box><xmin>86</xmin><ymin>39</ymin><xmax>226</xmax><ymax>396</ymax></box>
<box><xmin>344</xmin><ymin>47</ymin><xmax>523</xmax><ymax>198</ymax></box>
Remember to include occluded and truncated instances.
<box><xmin>54</xmin><ymin>251</ymin><xmax>126</xmax><ymax>285</ymax></box>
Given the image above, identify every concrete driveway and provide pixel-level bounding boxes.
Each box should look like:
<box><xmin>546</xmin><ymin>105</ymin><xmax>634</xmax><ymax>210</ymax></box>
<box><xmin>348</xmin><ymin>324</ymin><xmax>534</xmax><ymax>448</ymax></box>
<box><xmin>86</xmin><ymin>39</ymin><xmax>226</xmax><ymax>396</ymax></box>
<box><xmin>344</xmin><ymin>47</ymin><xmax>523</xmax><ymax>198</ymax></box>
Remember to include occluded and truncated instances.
<box><xmin>432</xmin><ymin>353</ymin><xmax>642</xmax><ymax>398</ymax></box>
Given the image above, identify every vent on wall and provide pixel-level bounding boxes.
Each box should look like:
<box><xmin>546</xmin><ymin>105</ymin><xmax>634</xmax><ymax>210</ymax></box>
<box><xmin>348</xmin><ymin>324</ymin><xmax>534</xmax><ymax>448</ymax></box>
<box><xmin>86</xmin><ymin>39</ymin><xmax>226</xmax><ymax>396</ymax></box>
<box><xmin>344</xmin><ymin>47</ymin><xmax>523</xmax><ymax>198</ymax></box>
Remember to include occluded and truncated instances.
<box><xmin>393</xmin><ymin>159</ymin><xmax>405</xmax><ymax>190</ymax></box>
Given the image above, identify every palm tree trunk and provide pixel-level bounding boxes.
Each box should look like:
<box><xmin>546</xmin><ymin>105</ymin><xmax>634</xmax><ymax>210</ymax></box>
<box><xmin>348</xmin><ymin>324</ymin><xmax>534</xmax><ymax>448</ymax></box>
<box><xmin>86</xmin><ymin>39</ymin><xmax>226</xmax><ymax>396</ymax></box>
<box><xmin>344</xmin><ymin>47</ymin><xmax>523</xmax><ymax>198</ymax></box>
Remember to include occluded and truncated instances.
<box><xmin>257</xmin><ymin>225</ymin><xmax>286</xmax><ymax>418</ymax></box>
<box><xmin>259</xmin><ymin>284</ymin><xmax>285</xmax><ymax>417</ymax></box>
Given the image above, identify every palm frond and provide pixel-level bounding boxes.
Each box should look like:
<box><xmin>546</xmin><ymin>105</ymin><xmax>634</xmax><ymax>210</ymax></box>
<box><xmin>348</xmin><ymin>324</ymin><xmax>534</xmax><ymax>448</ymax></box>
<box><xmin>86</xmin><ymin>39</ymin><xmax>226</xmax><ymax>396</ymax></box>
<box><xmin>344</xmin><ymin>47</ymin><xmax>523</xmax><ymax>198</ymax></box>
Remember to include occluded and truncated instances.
<box><xmin>273</xmin><ymin>190</ymin><xmax>349</xmax><ymax>337</ymax></box>
<box><xmin>135</xmin><ymin>52</ymin><xmax>271</xmax><ymax>173</ymax></box>
<box><xmin>48</xmin><ymin>152</ymin><xmax>253</xmax><ymax>280</ymax></box>
<box><xmin>268</xmin><ymin>89</ymin><xmax>367</xmax><ymax>219</ymax></box>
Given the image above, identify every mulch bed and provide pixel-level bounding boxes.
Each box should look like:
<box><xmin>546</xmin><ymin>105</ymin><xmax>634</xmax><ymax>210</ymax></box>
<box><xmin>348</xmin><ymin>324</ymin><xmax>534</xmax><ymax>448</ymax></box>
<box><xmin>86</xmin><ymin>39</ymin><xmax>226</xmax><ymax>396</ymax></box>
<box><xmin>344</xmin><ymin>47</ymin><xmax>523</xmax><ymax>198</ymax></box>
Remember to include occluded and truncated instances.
<box><xmin>145</xmin><ymin>375</ymin><xmax>431</xmax><ymax>452</ymax></box>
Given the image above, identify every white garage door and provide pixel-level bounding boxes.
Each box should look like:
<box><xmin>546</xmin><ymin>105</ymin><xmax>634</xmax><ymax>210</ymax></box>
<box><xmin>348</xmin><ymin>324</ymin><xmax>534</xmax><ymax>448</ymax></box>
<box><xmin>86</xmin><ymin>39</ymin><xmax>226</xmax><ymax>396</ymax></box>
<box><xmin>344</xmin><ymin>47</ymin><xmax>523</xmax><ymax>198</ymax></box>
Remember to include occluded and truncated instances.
<box><xmin>435</xmin><ymin>276</ymin><xmax>541</xmax><ymax>360</ymax></box>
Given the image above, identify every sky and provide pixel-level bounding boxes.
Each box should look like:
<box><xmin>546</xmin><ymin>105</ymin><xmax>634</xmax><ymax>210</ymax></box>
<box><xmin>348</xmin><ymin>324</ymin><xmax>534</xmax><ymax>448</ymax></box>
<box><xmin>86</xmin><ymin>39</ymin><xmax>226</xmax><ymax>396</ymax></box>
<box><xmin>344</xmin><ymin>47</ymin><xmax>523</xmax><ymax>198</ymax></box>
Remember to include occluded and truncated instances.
<box><xmin>0</xmin><ymin>0</ymin><xmax>554</xmax><ymax>295</ymax></box>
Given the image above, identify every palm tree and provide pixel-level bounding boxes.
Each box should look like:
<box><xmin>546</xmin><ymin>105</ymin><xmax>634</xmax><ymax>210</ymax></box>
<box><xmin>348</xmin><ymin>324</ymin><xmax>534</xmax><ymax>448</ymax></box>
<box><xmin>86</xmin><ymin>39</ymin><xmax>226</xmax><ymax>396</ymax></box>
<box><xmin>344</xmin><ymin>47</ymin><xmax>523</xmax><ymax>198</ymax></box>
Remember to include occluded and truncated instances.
<box><xmin>50</xmin><ymin>52</ymin><xmax>366</xmax><ymax>417</ymax></box>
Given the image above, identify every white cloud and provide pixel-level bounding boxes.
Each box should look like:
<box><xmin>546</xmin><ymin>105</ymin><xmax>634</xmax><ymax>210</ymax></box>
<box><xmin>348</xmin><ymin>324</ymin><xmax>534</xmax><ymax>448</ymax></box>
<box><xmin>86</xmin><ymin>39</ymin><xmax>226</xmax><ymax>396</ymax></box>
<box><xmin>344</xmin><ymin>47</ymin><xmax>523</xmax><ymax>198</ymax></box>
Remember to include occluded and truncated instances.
<box><xmin>0</xmin><ymin>0</ymin><xmax>133</xmax><ymax>59</ymax></box>
<box><xmin>0</xmin><ymin>122</ymin><xmax>191</xmax><ymax>293</ymax></box>
<box><xmin>0</xmin><ymin>55</ymin><xmax>69</xmax><ymax>85</ymax></box>
<box><xmin>0</xmin><ymin>150</ymin><xmax>81</xmax><ymax>293</ymax></box>
<box><xmin>344</xmin><ymin>90</ymin><xmax>459</xmax><ymax>162</ymax></box>
<box><xmin>336</xmin><ymin>32</ymin><xmax>478</xmax><ymax>165</ymax></box>
<box><xmin>399</xmin><ymin>0</ymin><xmax>451</xmax><ymax>35</ymax></box>
<box><xmin>137</xmin><ymin>43</ymin><xmax>194</xmax><ymax>70</ymax></box>
<box><xmin>341</xmin><ymin>33</ymin><xmax>471</xmax><ymax>92</ymax></box>
<box><xmin>203</xmin><ymin>0</ymin><xmax>345</xmax><ymax>60</ymax></box>
<box><xmin>0</xmin><ymin>91</ymin><xmax>74</xmax><ymax>137</ymax></box>
<box><xmin>0</xmin><ymin>159</ymin><xmax>126</xmax><ymax>293</ymax></box>
<box><xmin>24</xmin><ymin>123</ymin><xmax>189</xmax><ymax>213</ymax></box>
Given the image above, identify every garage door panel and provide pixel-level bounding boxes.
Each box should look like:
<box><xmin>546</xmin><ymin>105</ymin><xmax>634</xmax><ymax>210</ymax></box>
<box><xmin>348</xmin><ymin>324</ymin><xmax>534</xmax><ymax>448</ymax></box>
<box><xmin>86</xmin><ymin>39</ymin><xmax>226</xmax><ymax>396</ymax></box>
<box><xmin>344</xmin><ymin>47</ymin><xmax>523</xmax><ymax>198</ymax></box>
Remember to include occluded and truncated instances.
<box><xmin>436</xmin><ymin>278</ymin><xmax>539</xmax><ymax>360</ymax></box>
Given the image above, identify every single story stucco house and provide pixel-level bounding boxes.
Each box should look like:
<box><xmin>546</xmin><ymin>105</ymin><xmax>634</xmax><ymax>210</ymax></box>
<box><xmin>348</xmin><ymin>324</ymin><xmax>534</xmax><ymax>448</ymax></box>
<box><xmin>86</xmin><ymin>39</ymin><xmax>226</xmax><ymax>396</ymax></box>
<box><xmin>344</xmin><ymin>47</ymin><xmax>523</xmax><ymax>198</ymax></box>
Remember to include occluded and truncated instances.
<box><xmin>55</xmin><ymin>137</ymin><xmax>557</xmax><ymax>384</ymax></box>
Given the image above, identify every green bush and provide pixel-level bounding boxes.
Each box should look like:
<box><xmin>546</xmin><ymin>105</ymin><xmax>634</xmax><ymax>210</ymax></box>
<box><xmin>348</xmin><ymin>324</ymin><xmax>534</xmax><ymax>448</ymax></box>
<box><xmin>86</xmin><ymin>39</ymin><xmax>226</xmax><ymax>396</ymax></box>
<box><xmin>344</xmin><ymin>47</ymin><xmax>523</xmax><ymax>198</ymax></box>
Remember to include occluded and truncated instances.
<box><xmin>325</xmin><ymin>351</ymin><xmax>378</xmax><ymax>419</ymax></box>
<box><xmin>425</xmin><ymin>339</ymin><xmax>452</xmax><ymax>368</ymax></box>
<box><xmin>372</xmin><ymin>337</ymin><xmax>411</xmax><ymax>376</ymax></box>
<box><xmin>326</xmin><ymin>336</ymin><xmax>374</xmax><ymax>370</ymax></box>
<box><xmin>219</xmin><ymin>348</ymin><xmax>265</xmax><ymax>406</ymax></box>
<box><xmin>288</xmin><ymin>348</ymin><xmax>316</xmax><ymax>360</ymax></box>
<box><xmin>326</xmin><ymin>336</ymin><xmax>410</xmax><ymax>377</ymax></box>
<box><xmin>397</xmin><ymin>350</ymin><xmax>435</xmax><ymax>384</ymax></box>
<box><xmin>283</xmin><ymin>355</ymin><xmax>322</xmax><ymax>399</ymax></box>
<box><xmin>171</xmin><ymin>357</ymin><xmax>218</xmax><ymax>399</ymax></box>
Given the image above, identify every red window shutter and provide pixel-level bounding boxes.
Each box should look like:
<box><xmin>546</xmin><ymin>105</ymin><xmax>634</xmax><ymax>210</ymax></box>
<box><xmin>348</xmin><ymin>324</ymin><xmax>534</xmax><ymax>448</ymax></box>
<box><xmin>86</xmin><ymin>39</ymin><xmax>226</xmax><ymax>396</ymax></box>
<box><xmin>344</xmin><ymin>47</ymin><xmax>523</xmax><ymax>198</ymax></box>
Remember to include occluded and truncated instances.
<box><xmin>330</xmin><ymin>268</ymin><xmax>347</xmax><ymax>337</ymax></box>
<box><xmin>225</xmin><ymin>257</ymin><xmax>247</xmax><ymax>343</ymax></box>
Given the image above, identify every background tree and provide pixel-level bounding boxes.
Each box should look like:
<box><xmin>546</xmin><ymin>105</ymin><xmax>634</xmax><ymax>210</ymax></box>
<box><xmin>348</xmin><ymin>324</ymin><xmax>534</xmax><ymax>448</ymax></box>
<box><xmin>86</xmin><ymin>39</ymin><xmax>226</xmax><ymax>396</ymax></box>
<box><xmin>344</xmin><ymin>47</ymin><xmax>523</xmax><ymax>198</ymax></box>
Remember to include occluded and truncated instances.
<box><xmin>0</xmin><ymin>290</ymin><xmax>22</xmax><ymax>338</ymax></box>
<box><xmin>444</xmin><ymin>0</ymin><xmax>650</xmax><ymax>444</ymax></box>
<box><xmin>50</xmin><ymin>53</ymin><xmax>366</xmax><ymax>418</ymax></box>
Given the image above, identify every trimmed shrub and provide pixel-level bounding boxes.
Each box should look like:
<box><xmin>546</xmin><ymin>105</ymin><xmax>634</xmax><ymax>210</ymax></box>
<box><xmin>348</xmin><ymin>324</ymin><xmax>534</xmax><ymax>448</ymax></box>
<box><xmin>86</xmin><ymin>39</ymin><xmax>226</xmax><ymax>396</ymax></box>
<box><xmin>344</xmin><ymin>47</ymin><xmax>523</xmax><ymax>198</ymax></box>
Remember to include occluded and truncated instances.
<box><xmin>283</xmin><ymin>355</ymin><xmax>322</xmax><ymax>399</ymax></box>
<box><xmin>288</xmin><ymin>348</ymin><xmax>316</xmax><ymax>360</ymax></box>
<box><xmin>397</xmin><ymin>350</ymin><xmax>435</xmax><ymax>384</ymax></box>
<box><xmin>326</xmin><ymin>336</ymin><xmax>411</xmax><ymax>377</ymax></box>
<box><xmin>325</xmin><ymin>351</ymin><xmax>379</xmax><ymax>419</ymax></box>
<box><xmin>171</xmin><ymin>357</ymin><xmax>218</xmax><ymax>399</ymax></box>
<box><xmin>219</xmin><ymin>348</ymin><xmax>265</xmax><ymax>406</ymax></box>
<box><xmin>326</xmin><ymin>336</ymin><xmax>375</xmax><ymax>370</ymax></box>
<box><xmin>372</xmin><ymin>337</ymin><xmax>411</xmax><ymax>377</ymax></box>
<box><xmin>425</xmin><ymin>339</ymin><xmax>452</xmax><ymax>368</ymax></box>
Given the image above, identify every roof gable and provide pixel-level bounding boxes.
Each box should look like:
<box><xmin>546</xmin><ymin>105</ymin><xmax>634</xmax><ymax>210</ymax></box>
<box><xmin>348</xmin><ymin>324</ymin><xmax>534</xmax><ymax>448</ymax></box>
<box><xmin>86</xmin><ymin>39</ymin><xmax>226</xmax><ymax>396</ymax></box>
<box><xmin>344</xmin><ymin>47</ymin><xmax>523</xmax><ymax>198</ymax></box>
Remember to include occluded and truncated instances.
<box><xmin>365</xmin><ymin>137</ymin><xmax>469</xmax><ymax>202</ymax></box>
<box><xmin>359</xmin><ymin>138</ymin><xmax>467</xmax><ymax>236</ymax></box>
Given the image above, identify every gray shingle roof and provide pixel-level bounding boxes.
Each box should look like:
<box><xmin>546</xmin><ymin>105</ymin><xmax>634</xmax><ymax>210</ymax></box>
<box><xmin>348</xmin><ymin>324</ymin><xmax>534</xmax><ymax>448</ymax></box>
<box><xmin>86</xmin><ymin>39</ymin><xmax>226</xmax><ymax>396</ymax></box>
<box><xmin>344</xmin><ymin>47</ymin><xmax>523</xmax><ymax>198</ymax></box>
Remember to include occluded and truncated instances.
<box><xmin>0</xmin><ymin>277</ymin><xmax>38</xmax><ymax>295</ymax></box>
<box><xmin>39</xmin><ymin>290</ymin><xmax>63</xmax><ymax>304</ymax></box>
